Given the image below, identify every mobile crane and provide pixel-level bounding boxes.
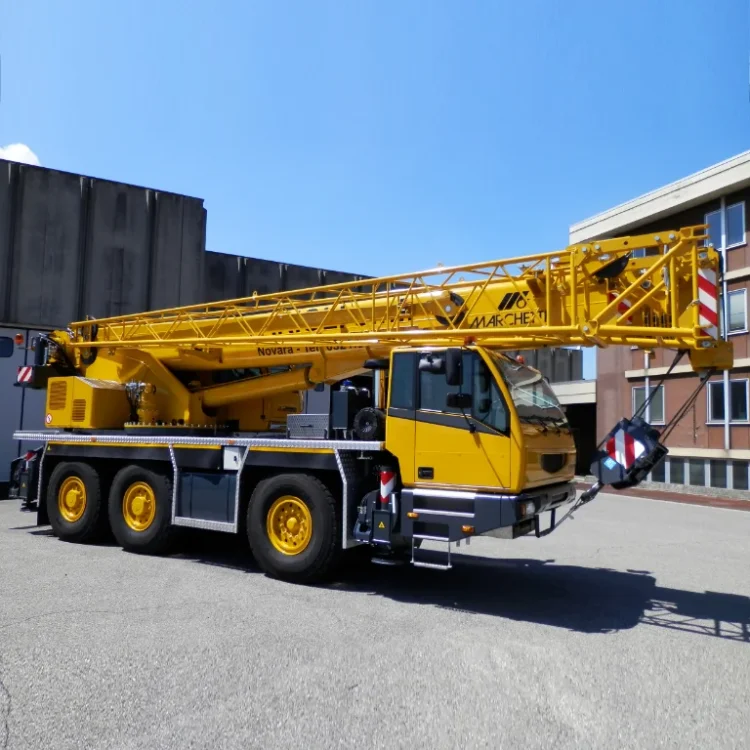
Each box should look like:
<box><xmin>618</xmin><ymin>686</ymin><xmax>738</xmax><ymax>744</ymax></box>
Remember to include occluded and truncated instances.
<box><xmin>5</xmin><ymin>226</ymin><xmax>733</xmax><ymax>582</ymax></box>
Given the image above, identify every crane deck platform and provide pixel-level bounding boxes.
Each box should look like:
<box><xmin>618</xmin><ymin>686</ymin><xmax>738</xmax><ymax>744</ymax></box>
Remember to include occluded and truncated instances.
<box><xmin>12</xmin><ymin>430</ymin><xmax>384</xmax><ymax>452</ymax></box>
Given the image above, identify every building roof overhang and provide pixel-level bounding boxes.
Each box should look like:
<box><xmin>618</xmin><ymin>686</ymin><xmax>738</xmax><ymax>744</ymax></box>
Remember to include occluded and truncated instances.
<box><xmin>569</xmin><ymin>149</ymin><xmax>750</xmax><ymax>244</ymax></box>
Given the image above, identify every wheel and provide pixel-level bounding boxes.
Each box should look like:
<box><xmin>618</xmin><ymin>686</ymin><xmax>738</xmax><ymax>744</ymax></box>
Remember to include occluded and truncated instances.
<box><xmin>46</xmin><ymin>461</ymin><xmax>106</xmax><ymax>543</ymax></box>
<box><xmin>246</xmin><ymin>473</ymin><xmax>340</xmax><ymax>584</ymax></box>
<box><xmin>108</xmin><ymin>465</ymin><xmax>175</xmax><ymax>555</ymax></box>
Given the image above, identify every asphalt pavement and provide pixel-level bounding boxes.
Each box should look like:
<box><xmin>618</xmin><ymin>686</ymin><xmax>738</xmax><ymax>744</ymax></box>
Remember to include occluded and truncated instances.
<box><xmin>1</xmin><ymin>492</ymin><xmax>749</xmax><ymax>750</ymax></box>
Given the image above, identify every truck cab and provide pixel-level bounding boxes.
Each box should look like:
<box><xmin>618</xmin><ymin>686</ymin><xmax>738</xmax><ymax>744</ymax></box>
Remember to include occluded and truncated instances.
<box><xmin>384</xmin><ymin>345</ymin><xmax>576</xmax><ymax>496</ymax></box>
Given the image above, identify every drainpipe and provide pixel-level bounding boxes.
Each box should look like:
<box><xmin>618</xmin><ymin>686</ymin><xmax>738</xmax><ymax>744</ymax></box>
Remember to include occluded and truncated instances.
<box><xmin>720</xmin><ymin>197</ymin><xmax>730</xmax><ymax>451</ymax></box>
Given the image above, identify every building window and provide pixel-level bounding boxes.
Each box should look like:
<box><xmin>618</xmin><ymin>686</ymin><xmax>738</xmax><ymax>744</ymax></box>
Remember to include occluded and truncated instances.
<box><xmin>720</xmin><ymin>288</ymin><xmax>748</xmax><ymax>335</ymax></box>
<box><xmin>707</xmin><ymin>379</ymin><xmax>750</xmax><ymax>423</ymax></box>
<box><xmin>632</xmin><ymin>385</ymin><xmax>665</xmax><ymax>424</ymax></box>
<box><xmin>670</xmin><ymin>458</ymin><xmax>685</xmax><ymax>485</ymax></box>
<box><xmin>650</xmin><ymin>459</ymin><xmax>666</xmax><ymax>483</ymax></box>
<box><xmin>709</xmin><ymin>460</ymin><xmax>728</xmax><ymax>488</ymax></box>
<box><xmin>727</xmin><ymin>202</ymin><xmax>745</xmax><ymax>247</ymax></box>
<box><xmin>705</xmin><ymin>202</ymin><xmax>746</xmax><ymax>249</ymax></box>
<box><xmin>688</xmin><ymin>458</ymin><xmax>705</xmax><ymax>487</ymax></box>
<box><xmin>734</xmin><ymin>461</ymin><xmax>749</xmax><ymax>490</ymax></box>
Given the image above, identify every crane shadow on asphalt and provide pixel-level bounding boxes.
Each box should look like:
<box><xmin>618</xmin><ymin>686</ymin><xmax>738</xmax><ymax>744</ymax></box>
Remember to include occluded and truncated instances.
<box><xmin>171</xmin><ymin>530</ymin><xmax>750</xmax><ymax>643</ymax></box>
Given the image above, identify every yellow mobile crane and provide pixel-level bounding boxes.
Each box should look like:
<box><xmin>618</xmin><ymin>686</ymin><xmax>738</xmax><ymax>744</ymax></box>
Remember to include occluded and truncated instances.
<box><xmin>5</xmin><ymin>226</ymin><xmax>733</xmax><ymax>581</ymax></box>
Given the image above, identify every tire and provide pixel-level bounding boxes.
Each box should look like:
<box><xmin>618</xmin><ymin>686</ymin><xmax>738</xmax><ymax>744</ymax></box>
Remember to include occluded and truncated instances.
<box><xmin>46</xmin><ymin>461</ymin><xmax>106</xmax><ymax>543</ymax></box>
<box><xmin>108</xmin><ymin>465</ymin><xmax>176</xmax><ymax>555</ymax></box>
<box><xmin>246</xmin><ymin>473</ymin><xmax>340</xmax><ymax>584</ymax></box>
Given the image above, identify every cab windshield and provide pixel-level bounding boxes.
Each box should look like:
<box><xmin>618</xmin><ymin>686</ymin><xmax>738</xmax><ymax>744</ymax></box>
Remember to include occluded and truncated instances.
<box><xmin>490</xmin><ymin>353</ymin><xmax>568</xmax><ymax>426</ymax></box>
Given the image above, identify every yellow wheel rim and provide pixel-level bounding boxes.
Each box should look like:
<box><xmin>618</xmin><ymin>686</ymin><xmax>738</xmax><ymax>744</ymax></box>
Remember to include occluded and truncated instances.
<box><xmin>122</xmin><ymin>481</ymin><xmax>157</xmax><ymax>532</ymax></box>
<box><xmin>266</xmin><ymin>495</ymin><xmax>313</xmax><ymax>555</ymax></box>
<box><xmin>58</xmin><ymin>477</ymin><xmax>87</xmax><ymax>523</ymax></box>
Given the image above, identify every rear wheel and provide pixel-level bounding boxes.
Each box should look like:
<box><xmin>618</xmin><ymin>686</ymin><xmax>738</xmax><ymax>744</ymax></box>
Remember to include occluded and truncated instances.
<box><xmin>247</xmin><ymin>473</ymin><xmax>340</xmax><ymax>584</ymax></box>
<box><xmin>108</xmin><ymin>465</ymin><xmax>175</xmax><ymax>555</ymax></box>
<box><xmin>47</xmin><ymin>461</ymin><xmax>106</xmax><ymax>543</ymax></box>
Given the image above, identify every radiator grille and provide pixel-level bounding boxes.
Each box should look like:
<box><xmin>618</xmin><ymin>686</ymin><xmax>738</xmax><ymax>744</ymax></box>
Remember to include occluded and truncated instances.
<box><xmin>71</xmin><ymin>399</ymin><xmax>86</xmax><ymax>422</ymax></box>
<box><xmin>48</xmin><ymin>381</ymin><xmax>68</xmax><ymax>411</ymax></box>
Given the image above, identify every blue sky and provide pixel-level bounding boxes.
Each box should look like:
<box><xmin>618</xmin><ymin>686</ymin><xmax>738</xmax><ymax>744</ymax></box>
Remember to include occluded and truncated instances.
<box><xmin>2</xmin><ymin>0</ymin><xmax>750</xmax><ymax>379</ymax></box>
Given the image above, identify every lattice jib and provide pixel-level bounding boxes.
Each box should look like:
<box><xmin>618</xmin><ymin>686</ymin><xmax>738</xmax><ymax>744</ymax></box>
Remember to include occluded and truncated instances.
<box><xmin>66</xmin><ymin>226</ymin><xmax>722</xmax><ymax>356</ymax></box>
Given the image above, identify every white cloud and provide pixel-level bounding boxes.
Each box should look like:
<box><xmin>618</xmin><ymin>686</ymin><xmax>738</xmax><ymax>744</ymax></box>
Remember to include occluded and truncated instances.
<box><xmin>0</xmin><ymin>143</ymin><xmax>41</xmax><ymax>166</ymax></box>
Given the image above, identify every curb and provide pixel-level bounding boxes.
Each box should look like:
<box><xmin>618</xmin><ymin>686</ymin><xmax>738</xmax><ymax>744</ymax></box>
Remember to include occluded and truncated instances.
<box><xmin>574</xmin><ymin>482</ymin><xmax>750</xmax><ymax>512</ymax></box>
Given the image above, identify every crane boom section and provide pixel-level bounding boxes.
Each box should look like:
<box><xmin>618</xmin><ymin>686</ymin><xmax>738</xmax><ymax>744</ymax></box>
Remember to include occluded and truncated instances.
<box><xmin>62</xmin><ymin>226</ymin><xmax>730</xmax><ymax>372</ymax></box>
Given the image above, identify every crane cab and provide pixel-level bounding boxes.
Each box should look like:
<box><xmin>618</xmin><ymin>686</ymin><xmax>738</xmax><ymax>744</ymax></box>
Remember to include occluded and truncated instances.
<box><xmin>383</xmin><ymin>345</ymin><xmax>576</xmax><ymax>496</ymax></box>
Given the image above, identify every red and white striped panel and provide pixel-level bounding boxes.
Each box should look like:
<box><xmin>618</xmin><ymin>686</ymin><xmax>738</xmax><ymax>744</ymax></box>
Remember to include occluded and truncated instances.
<box><xmin>606</xmin><ymin>429</ymin><xmax>645</xmax><ymax>470</ymax></box>
<box><xmin>17</xmin><ymin>366</ymin><xmax>32</xmax><ymax>383</ymax></box>
<box><xmin>379</xmin><ymin>469</ymin><xmax>396</xmax><ymax>504</ymax></box>
<box><xmin>697</xmin><ymin>267</ymin><xmax>719</xmax><ymax>339</ymax></box>
<box><xmin>608</xmin><ymin>292</ymin><xmax>633</xmax><ymax>324</ymax></box>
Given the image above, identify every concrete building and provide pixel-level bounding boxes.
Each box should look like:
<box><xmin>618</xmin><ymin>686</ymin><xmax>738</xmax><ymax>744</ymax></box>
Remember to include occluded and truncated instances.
<box><xmin>570</xmin><ymin>150</ymin><xmax>750</xmax><ymax>491</ymax></box>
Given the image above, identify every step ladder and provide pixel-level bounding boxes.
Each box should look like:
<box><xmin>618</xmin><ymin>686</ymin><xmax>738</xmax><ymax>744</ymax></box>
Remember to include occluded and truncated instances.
<box><xmin>411</xmin><ymin>534</ymin><xmax>453</xmax><ymax>570</ymax></box>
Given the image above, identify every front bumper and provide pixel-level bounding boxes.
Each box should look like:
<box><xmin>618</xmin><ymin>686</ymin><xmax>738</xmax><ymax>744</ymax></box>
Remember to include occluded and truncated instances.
<box><xmin>399</xmin><ymin>481</ymin><xmax>576</xmax><ymax>543</ymax></box>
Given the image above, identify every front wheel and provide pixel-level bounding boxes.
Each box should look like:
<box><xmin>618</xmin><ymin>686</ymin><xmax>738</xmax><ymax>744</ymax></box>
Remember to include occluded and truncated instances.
<box><xmin>47</xmin><ymin>461</ymin><xmax>106</xmax><ymax>543</ymax></box>
<box><xmin>108</xmin><ymin>465</ymin><xmax>175</xmax><ymax>555</ymax></box>
<box><xmin>246</xmin><ymin>473</ymin><xmax>340</xmax><ymax>584</ymax></box>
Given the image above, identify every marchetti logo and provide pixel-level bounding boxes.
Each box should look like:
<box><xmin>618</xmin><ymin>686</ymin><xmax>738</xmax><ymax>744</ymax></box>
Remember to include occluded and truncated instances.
<box><xmin>497</xmin><ymin>291</ymin><xmax>530</xmax><ymax>310</ymax></box>
<box><xmin>468</xmin><ymin>290</ymin><xmax>546</xmax><ymax>328</ymax></box>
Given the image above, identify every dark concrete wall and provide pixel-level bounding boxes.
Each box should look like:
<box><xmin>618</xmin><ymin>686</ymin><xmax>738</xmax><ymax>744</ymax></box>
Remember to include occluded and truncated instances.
<box><xmin>0</xmin><ymin>159</ymin><xmax>207</xmax><ymax>327</ymax></box>
<box><xmin>203</xmin><ymin>251</ymin><xmax>369</xmax><ymax>302</ymax></box>
<box><xmin>0</xmin><ymin>159</ymin><xmax>369</xmax><ymax>329</ymax></box>
<box><xmin>0</xmin><ymin>158</ymin><xmax>371</xmax><ymax>328</ymax></box>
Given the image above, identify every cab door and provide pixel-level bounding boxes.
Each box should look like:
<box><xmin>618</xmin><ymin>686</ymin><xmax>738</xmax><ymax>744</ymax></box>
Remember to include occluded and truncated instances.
<box><xmin>384</xmin><ymin>351</ymin><xmax>418</xmax><ymax>484</ymax></box>
<box><xmin>413</xmin><ymin>351</ymin><xmax>512</xmax><ymax>491</ymax></box>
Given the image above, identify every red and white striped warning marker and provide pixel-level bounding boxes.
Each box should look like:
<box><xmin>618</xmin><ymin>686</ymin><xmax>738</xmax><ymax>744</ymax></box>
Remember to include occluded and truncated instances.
<box><xmin>606</xmin><ymin>429</ymin><xmax>645</xmax><ymax>470</ymax></box>
<box><xmin>17</xmin><ymin>366</ymin><xmax>32</xmax><ymax>383</ymax></box>
<box><xmin>379</xmin><ymin>469</ymin><xmax>396</xmax><ymax>504</ymax></box>
<box><xmin>608</xmin><ymin>292</ymin><xmax>633</xmax><ymax>324</ymax></box>
<box><xmin>697</xmin><ymin>268</ymin><xmax>719</xmax><ymax>339</ymax></box>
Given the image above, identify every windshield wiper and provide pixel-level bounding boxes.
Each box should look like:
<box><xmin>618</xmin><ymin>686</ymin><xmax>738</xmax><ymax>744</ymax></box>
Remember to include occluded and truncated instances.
<box><xmin>540</xmin><ymin>415</ymin><xmax>570</xmax><ymax>434</ymax></box>
<box><xmin>519</xmin><ymin>415</ymin><xmax>549</xmax><ymax>433</ymax></box>
<box><xmin>520</xmin><ymin>414</ymin><xmax>569</xmax><ymax>434</ymax></box>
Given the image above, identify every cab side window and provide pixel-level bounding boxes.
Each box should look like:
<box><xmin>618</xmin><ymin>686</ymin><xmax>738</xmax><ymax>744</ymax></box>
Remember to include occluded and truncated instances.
<box><xmin>417</xmin><ymin>352</ymin><xmax>508</xmax><ymax>433</ymax></box>
<box><xmin>390</xmin><ymin>352</ymin><xmax>417</xmax><ymax>411</ymax></box>
<box><xmin>419</xmin><ymin>368</ymin><xmax>460</xmax><ymax>412</ymax></box>
<box><xmin>472</xmin><ymin>357</ymin><xmax>508</xmax><ymax>432</ymax></box>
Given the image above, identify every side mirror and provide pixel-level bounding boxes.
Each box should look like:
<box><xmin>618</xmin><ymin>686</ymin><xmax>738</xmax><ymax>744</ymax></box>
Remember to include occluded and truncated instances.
<box><xmin>0</xmin><ymin>336</ymin><xmax>14</xmax><ymax>358</ymax></box>
<box><xmin>445</xmin><ymin>348</ymin><xmax>462</xmax><ymax>386</ymax></box>
<box><xmin>446</xmin><ymin>392</ymin><xmax>471</xmax><ymax>410</ymax></box>
<box><xmin>364</xmin><ymin>358</ymin><xmax>389</xmax><ymax>371</ymax></box>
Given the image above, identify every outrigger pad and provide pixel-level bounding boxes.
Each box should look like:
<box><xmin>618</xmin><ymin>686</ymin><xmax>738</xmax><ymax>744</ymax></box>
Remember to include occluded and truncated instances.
<box><xmin>589</xmin><ymin>416</ymin><xmax>668</xmax><ymax>491</ymax></box>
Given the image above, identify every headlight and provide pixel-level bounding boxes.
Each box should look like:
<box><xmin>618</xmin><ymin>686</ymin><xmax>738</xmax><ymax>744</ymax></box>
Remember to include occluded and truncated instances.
<box><xmin>521</xmin><ymin>500</ymin><xmax>536</xmax><ymax>517</ymax></box>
